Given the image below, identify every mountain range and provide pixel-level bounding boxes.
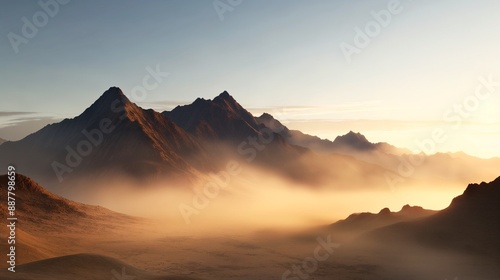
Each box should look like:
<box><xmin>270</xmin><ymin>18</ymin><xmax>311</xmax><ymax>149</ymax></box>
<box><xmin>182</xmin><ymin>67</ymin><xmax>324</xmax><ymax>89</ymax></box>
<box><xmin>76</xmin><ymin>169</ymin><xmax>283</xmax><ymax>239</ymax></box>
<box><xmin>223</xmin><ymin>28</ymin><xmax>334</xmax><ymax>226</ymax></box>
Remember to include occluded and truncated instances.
<box><xmin>0</xmin><ymin>88</ymin><xmax>215</xmax><ymax>184</ymax></box>
<box><xmin>256</xmin><ymin>113</ymin><xmax>408</xmax><ymax>156</ymax></box>
<box><xmin>0</xmin><ymin>87</ymin><xmax>498</xmax><ymax>193</ymax></box>
<box><xmin>163</xmin><ymin>91</ymin><xmax>263</xmax><ymax>142</ymax></box>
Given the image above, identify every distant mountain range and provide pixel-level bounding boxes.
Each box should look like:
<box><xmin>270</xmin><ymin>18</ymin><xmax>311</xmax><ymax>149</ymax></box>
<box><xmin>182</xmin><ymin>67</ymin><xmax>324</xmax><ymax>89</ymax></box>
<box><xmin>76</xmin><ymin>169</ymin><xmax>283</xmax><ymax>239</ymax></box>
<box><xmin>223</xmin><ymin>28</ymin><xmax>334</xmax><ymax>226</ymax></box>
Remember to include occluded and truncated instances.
<box><xmin>256</xmin><ymin>111</ymin><xmax>500</xmax><ymax>186</ymax></box>
<box><xmin>256</xmin><ymin>113</ymin><xmax>409</xmax><ymax>156</ymax></box>
<box><xmin>0</xmin><ymin>87</ymin><xmax>498</xmax><ymax>192</ymax></box>
<box><xmin>0</xmin><ymin>137</ymin><xmax>6</xmax><ymax>145</ymax></box>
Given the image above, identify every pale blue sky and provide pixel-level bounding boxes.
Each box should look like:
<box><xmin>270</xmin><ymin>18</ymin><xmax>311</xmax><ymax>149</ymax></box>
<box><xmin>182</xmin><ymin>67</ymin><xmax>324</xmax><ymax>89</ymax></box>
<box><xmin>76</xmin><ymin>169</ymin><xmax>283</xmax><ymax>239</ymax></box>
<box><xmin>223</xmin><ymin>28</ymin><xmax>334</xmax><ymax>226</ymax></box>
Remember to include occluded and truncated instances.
<box><xmin>1</xmin><ymin>0</ymin><xmax>499</xmax><ymax>157</ymax></box>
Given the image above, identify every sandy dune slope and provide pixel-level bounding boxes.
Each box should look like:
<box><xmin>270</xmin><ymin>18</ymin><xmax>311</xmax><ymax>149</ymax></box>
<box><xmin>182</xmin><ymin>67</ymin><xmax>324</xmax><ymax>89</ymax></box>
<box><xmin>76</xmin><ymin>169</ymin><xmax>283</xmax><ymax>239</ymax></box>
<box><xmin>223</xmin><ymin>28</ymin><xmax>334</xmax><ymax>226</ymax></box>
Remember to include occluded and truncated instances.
<box><xmin>0</xmin><ymin>253</ymin><xmax>203</xmax><ymax>280</ymax></box>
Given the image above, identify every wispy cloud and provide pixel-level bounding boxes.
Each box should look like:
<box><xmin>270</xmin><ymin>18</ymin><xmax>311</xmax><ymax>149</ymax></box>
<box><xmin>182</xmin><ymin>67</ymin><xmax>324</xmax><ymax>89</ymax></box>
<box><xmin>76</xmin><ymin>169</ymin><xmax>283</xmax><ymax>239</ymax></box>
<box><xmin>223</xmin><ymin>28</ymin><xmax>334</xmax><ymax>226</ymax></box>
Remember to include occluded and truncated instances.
<box><xmin>0</xmin><ymin>117</ymin><xmax>60</xmax><ymax>141</ymax></box>
<box><xmin>248</xmin><ymin>106</ymin><xmax>320</xmax><ymax>117</ymax></box>
<box><xmin>477</xmin><ymin>130</ymin><xmax>500</xmax><ymax>135</ymax></box>
<box><xmin>247</xmin><ymin>101</ymin><xmax>387</xmax><ymax>119</ymax></box>
<box><xmin>281</xmin><ymin>119</ymin><xmax>439</xmax><ymax>134</ymax></box>
<box><xmin>137</xmin><ymin>100</ymin><xmax>387</xmax><ymax>118</ymax></box>
<box><xmin>0</xmin><ymin>111</ymin><xmax>36</xmax><ymax>117</ymax></box>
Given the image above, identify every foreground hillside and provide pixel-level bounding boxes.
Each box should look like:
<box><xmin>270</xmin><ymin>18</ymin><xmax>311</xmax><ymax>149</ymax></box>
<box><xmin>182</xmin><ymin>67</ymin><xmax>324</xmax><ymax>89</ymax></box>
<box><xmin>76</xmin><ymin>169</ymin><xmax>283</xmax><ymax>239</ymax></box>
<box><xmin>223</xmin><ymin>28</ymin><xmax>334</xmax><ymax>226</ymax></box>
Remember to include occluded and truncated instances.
<box><xmin>0</xmin><ymin>174</ymin><xmax>142</xmax><ymax>265</ymax></box>
<box><xmin>0</xmin><ymin>254</ymin><xmax>202</xmax><ymax>280</ymax></box>
<box><xmin>342</xmin><ymin>176</ymin><xmax>500</xmax><ymax>279</ymax></box>
<box><xmin>359</xmin><ymin>176</ymin><xmax>500</xmax><ymax>256</ymax></box>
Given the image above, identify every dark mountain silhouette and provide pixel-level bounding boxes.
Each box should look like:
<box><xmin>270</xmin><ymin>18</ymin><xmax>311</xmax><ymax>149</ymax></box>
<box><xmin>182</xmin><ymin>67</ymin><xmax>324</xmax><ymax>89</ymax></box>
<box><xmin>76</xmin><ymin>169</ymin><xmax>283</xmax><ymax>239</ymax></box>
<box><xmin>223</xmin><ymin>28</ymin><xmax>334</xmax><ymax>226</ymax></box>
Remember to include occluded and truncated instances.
<box><xmin>358</xmin><ymin>176</ymin><xmax>500</xmax><ymax>258</ymax></box>
<box><xmin>329</xmin><ymin>204</ymin><xmax>436</xmax><ymax>241</ymax></box>
<box><xmin>256</xmin><ymin>113</ymin><xmax>500</xmax><ymax>187</ymax></box>
<box><xmin>164</xmin><ymin>91</ymin><xmax>274</xmax><ymax>143</ymax></box>
<box><xmin>292</xmin><ymin>204</ymin><xmax>436</xmax><ymax>250</ymax></box>
<box><xmin>333</xmin><ymin>177</ymin><xmax>500</xmax><ymax>279</ymax></box>
<box><xmin>163</xmin><ymin>91</ymin><xmax>312</xmax><ymax>176</ymax></box>
<box><xmin>0</xmin><ymin>88</ymin><xmax>393</xmax><ymax>189</ymax></box>
<box><xmin>0</xmin><ymin>137</ymin><xmax>6</xmax><ymax>145</ymax></box>
<box><xmin>416</xmin><ymin>176</ymin><xmax>500</xmax><ymax>256</ymax></box>
<box><xmin>0</xmin><ymin>87</ymin><xmax>212</xmax><ymax>185</ymax></box>
<box><xmin>2</xmin><ymin>87</ymin><xmax>497</xmax><ymax>192</ymax></box>
<box><xmin>163</xmin><ymin>93</ymin><xmax>407</xmax><ymax>187</ymax></box>
<box><xmin>333</xmin><ymin>131</ymin><xmax>375</xmax><ymax>151</ymax></box>
<box><xmin>255</xmin><ymin>113</ymin><xmax>406</xmax><ymax>155</ymax></box>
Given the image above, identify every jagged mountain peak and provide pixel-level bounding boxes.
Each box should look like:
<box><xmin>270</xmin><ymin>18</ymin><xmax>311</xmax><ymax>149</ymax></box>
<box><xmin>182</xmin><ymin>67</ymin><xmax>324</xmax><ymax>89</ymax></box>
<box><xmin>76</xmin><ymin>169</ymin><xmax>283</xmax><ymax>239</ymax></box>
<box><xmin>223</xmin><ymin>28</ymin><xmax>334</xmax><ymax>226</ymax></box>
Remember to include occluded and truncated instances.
<box><xmin>259</xmin><ymin>112</ymin><xmax>274</xmax><ymax>120</ymax></box>
<box><xmin>168</xmin><ymin>91</ymin><xmax>243</xmax><ymax>114</ymax></box>
<box><xmin>78</xmin><ymin>87</ymin><xmax>137</xmax><ymax>122</ymax></box>
<box><xmin>95</xmin><ymin>87</ymin><xmax>131</xmax><ymax>107</ymax></box>
<box><xmin>215</xmin><ymin>90</ymin><xmax>232</xmax><ymax>100</ymax></box>
<box><xmin>213</xmin><ymin>90</ymin><xmax>235</xmax><ymax>104</ymax></box>
<box><xmin>193</xmin><ymin>97</ymin><xmax>209</xmax><ymax>103</ymax></box>
<box><xmin>359</xmin><ymin>177</ymin><xmax>500</xmax><ymax>260</ymax></box>
<box><xmin>0</xmin><ymin>87</ymin><xmax>213</xmax><ymax>184</ymax></box>
<box><xmin>447</xmin><ymin>176</ymin><xmax>500</xmax><ymax>213</ymax></box>
<box><xmin>255</xmin><ymin>113</ymin><xmax>288</xmax><ymax>133</ymax></box>
<box><xmin>101</xmin><ymin>86</ymin><xmax>126</xmax><ymax>98</ymax></box>
<box><xmin>163</xmin><ymin>91</ymin><xmax>260</xmax><ymax>140</ymax></box>
<box><xmin>463</xmin><ymin>176</ymin><xmax>500</xmax><ymax>194</ymax></box>
<box><xmin>341</xmin><ymin>131</ymin><xmax>370</xmax><ymax>141</ymax></box>
<box><xmin>333</xmin><ymin>131</ymin><xmax>374</xmax><ymax>150</ymax></box>
<box><xmin>212</xmin><ymin>91</ymin><xmax>245</xmax><ymax>113</ymax></box>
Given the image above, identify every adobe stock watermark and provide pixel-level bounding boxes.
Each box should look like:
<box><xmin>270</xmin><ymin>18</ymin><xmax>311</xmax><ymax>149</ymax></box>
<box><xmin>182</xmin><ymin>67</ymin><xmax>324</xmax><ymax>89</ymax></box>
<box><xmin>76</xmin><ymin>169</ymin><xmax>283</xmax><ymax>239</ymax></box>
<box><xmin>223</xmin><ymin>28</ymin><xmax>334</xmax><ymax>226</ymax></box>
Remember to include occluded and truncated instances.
<box><xmin>178</xmin><ymin>108</ymin><xmax>288</xmax><ymax>224</ymax></box>
<box><xmin>282</xmin><ymin>235</ymin><xmax>340</xmax><ymax>280</ymax></box>
<box><xmin>339</xmin><ymin>0</ymin><xmax>403</xmax><ymax>63</ymax></box>
<box><xmin>7</xmin><ymin>0</ymin><xmax>71</xmax><ymax>54</ymax></box>
<box><xmin>213</xmin><ymin>0</ymin><xmax>243</xmax><ymax>21</ymax></box>
<box><xmin>111</xmin><ymin>267</ymin><xmax>136</xmax><ymax>280</ymax></box>
<box><xmin>385</xmin><ymin>74</ymin><xmax>500</xmax><ymax>191</ymax></box>
<box><xmin>51</xmin><ymin>65</ymin><xmax>169</xmax><ymax>182</ymax></box>
<box><xmin>178</xmin><ymin>160</ymin><xmax>242</xmax><ymax>224</ymax></box>
<box><xmin>129</xmin><ymin>64</ymin><xmax>169</xmax><ymax>102</ymax></box>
